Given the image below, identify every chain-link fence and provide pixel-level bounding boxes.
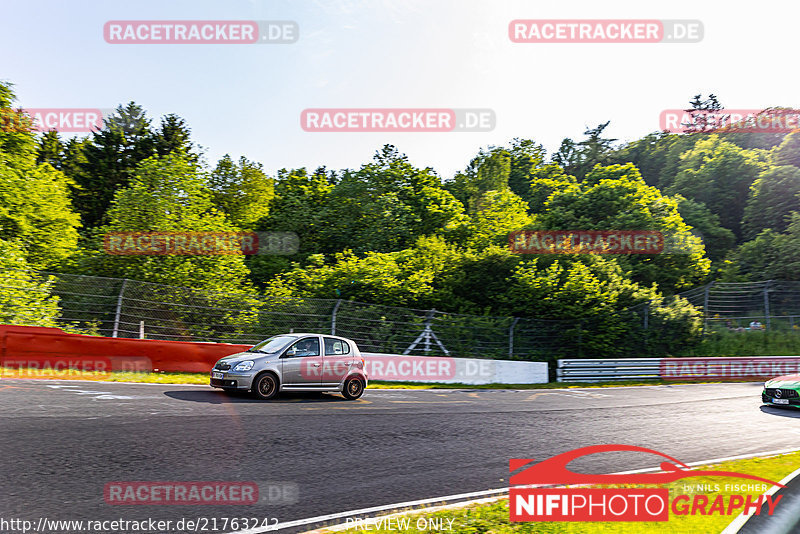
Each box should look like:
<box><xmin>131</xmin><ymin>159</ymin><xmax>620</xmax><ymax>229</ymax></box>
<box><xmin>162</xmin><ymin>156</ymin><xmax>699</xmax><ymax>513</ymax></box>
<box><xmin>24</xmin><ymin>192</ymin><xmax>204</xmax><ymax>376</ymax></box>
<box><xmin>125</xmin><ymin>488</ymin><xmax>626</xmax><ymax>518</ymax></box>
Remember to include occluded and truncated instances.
<box><xmin>1</xmin><ymin>268</ymin><xmax>666</xmax><ymax>360</ymax></box>
<box><xmin>7</xmin><ymin>269</ymin><xmax>797</xmax><ymax>360</ymax></box>
<box><xmin>677</xmin><ymin>280</ymin><xmax>800</xmax><ymax>332</ymax></box>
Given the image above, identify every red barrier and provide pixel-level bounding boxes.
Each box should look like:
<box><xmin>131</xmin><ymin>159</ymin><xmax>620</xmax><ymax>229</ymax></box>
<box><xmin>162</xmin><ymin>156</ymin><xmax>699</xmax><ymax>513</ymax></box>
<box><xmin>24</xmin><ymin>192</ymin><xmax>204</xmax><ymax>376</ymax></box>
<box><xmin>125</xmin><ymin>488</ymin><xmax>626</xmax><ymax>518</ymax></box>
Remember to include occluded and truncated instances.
<box><xmin>0</xmin><ymin>325</ymin><xmax>250</xmax><ymax>374</ymax></box>
<box><xmin>661</xmin><ymin>356</ymin><xmax>800</xmax><ymax>381</ymax></box>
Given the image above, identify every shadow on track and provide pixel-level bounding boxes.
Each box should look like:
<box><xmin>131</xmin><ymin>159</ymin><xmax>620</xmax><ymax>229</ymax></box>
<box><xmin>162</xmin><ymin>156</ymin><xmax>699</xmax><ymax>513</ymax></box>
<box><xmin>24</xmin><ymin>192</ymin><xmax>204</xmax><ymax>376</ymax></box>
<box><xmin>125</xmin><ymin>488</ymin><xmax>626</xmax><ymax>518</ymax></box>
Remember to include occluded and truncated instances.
<box><xmin>760</xmin><ymin>405</ymin><xmax>800</xmax><ymax>418</ymax></box>
<box><xmin>163</xmin><ymin>390</ymin><xmax>349</xmax><ymax>404</ymax></box>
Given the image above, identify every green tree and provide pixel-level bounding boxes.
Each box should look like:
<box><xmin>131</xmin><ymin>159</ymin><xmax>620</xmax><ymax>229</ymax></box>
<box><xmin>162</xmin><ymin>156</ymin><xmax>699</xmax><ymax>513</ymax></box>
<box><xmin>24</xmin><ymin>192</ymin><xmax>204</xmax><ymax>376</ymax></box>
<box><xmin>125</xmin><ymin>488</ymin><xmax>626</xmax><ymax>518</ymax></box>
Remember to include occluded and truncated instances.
<box><xmin>256</xmin><ymin>167</ymin><xmax>333</xmax><ymax>251</ymax></box>
<box><xmin>534</xmin><ymin>163</ymin><xmax>710</xmax><ymax>292</ymax></box>
<box><xmin>72</xmin><ymin>102</ymin><xmax>156</xmax><ymax>228</ymax></box>
<box><xmin>500</xmin><ymin>255</ymin><xmax>651</xmax><ymax>318</ymax></box>
<box><xmin>772</xmin><ymin>130</ymin><xmax>800</xmax><ymax>168</ymax></box>
<box><xmin>681</xmin><ymin>93</ymin><xmax>725</xmax><ymax>133</ymax></box>
<box><xmin>723</xmin><ymin>214</ymin><xmax>800</xmax><ymax>281</ymax></box>
<box><xmin>79</xmin><ymin>153</ymin><xmax>252</xmax><ymax>294</ymax></box>
<box><xmin>446</xmin><ymin>147</ymin><xmax>510</xmax><ymax>211</ymax></box>
<box><xmin>36</xmin><ymin>130</ymin><xmax>63</xmax><ymax>168</ymax></box>
<box><xmin>0</xmin><ymin>239</ymin><xmax>61</xmax><ymax>327</ymax></box>
<box><xmin>673</xmin><ymin>196</ymin><xmax>735</xmax><ymax>262</ymax></box>
<box><xmin>610</xmin><ymin>132</ymin><xmax>698</xmax><ymax>189</ymax></box>
<box><xmin>553</xmin><ymin>122</ymin><xmax>617</xmax><ymax>179</ymax></box>
<box><xmin>209</xmin><ymin>155</ymin><xmax>275</xmax><ymax>229</ymax></box>
<box><xmin>667</xmin><ymin>135</ymin><xmax>766</xmax><ymax>238</ymax></box>
<box><xmin>265</xmin><ymin>236</ymin><xmax>459</xmax><ymax>307</ymax></box>
<box><xmin>448</xmin><ymin>189</ymin><xmax>532</xmax><ymax>250</ymax></box>
<box><xmin>742</xmin><ymin>166</ymin><xmax>800</xmax><ymax>239</ymax></box>
<box><xmin>320</xmin><ymin>145</ymin><xmax>464</xmax><ymax>253</ymax></box>
<box><xmin>524</xmin><ymin>164</ymin><xmax>578</xmax><ymax>214</ymax></box>
<box><xmin>153</xmin><ymin>114</ymin><xmax>199</xmax><ymax>163</ymax></box>
<box><xmin>0</xmin><ymin>83</ymin><xmax>81</xmax><ymax>269</ymax></box>
<box><xmin>507</xmin><ymin>138</ymin><xmax>547</xmax><ymax>199</ymax></box>
<box><xmin>552</xmin><ymin>138</ymin><xmax>580</xmax><ymax>177</ymax></box>
<box><xmin>0</xmin><ymin>82</ymin><xmax>37</xmax><ymax>157</ymax></box>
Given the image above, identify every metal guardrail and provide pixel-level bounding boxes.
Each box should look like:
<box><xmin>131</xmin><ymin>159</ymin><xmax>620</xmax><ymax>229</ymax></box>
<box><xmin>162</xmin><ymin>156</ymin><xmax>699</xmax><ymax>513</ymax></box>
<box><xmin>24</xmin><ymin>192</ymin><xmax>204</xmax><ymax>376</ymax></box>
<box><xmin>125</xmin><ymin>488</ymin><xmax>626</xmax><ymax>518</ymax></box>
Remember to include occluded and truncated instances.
<box><xmin>557</xmin><ymin>358</ymin><xmax>662</xmax><ymax>382</ymax></box>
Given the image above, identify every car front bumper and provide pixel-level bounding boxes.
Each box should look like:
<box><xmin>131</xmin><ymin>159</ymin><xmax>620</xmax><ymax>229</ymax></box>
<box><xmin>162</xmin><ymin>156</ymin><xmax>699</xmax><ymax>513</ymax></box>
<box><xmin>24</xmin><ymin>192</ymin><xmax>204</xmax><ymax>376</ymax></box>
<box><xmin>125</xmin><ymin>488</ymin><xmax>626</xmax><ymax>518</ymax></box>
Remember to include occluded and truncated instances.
<box><xmin>762</xmin><ymin>390</ymin><xmax>800</xmax><ymax>406</ymax></box>
<box><xmin>210</xmin><ymin>371</ymin><xmax>255</xmax><ymax>390</ymax></box>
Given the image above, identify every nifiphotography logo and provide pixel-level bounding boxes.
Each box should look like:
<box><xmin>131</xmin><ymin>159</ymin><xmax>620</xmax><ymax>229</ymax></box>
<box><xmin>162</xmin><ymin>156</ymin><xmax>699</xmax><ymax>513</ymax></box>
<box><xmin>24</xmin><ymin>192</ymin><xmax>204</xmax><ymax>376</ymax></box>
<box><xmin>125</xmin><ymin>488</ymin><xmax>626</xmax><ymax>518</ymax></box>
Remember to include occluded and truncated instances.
<box><xmin>509</xmin><ymin>445</ymin><xmax>783</xmax><ymax>522</ymax></box>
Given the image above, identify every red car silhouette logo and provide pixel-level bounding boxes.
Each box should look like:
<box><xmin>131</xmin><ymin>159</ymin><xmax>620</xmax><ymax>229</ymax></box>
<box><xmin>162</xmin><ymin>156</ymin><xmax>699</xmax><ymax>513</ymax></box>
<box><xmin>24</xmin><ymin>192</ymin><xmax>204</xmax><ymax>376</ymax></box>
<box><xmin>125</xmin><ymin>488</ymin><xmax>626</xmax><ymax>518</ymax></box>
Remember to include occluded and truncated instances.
<box><xmin>510</xmin><ymin>444</ymin><xmax>783</xmax><ymax>487</ymax></box>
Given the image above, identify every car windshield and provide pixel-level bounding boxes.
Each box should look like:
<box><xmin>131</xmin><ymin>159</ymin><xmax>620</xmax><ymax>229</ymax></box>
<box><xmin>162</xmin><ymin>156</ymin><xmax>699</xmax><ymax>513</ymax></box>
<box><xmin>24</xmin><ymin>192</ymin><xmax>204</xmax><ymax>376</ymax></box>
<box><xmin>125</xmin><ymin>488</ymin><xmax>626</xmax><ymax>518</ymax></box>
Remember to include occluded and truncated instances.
<box><xmin>248</xmin><ymin>335</ymin><xmax>297</xmax><ymax>354</ymax></box>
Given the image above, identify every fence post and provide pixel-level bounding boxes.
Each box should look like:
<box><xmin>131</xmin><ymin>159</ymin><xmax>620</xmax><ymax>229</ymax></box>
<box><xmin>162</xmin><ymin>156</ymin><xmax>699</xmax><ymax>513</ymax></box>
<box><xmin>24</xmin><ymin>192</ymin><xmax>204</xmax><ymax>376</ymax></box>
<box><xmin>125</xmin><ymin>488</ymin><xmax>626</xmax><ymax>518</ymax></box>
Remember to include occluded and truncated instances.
<box><xmin>702</xmin><ymin>281</ymin><xmax>714</xmax><ymax>334</ymax></box>
<box><xmin>331</xmin><ymin>299</ymin><xmax>342</xmax><ymax>335</ymax></box>
<box><xmin>112</xmin><ymin>279</ymin><xmax>128</xmax><ymax>338</ymax></box>
<box><xmin>764</xmin><ymin>281</ymin><xmax>772</xmax><ymax>330</ymax></box>
<box><xmin>509</xmin><ymin>317</ymin><xmax>520</xmax><ymax>357</ymax></box>
<box><xmin>424</xmin><ymin>309</ymin><xmax>435</xmax><ymax>353</ymax></box>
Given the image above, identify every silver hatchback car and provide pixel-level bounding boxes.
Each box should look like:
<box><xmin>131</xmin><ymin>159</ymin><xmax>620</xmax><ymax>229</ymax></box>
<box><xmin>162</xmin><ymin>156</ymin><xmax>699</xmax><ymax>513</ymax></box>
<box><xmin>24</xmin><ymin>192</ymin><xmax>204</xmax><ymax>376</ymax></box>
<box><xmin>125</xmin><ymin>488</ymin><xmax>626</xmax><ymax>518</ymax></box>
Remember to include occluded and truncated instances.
<box><xmin>210</xmin><ymin>333</ymin><xmax>368</xmax><ymax>400</ymax></box>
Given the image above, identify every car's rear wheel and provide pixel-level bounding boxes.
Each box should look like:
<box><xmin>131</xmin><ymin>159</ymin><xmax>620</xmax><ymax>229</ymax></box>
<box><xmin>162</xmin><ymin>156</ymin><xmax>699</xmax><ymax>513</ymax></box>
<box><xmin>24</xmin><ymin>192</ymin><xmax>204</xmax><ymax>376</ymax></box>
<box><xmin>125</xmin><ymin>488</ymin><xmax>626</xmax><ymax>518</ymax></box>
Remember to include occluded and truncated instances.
<box><xmin>342</xmin><ymin>377</ymin><xmax>365</xmax><ymax>400</ymax></box>
<box><xmin>252</xmin><ymin>373</ymin><xmax>279</xmax><ymax>400</ymax></box>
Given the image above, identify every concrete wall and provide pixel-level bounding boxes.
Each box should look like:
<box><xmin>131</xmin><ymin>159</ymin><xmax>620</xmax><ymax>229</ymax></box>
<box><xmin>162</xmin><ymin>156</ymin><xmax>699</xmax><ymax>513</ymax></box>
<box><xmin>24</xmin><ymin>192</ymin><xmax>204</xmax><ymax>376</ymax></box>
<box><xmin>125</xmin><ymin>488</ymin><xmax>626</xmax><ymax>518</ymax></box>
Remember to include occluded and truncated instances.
<box><xmin>362</xmin><ymin>352</ymin><xmax>548</xmax><ymax>385</ymax></box>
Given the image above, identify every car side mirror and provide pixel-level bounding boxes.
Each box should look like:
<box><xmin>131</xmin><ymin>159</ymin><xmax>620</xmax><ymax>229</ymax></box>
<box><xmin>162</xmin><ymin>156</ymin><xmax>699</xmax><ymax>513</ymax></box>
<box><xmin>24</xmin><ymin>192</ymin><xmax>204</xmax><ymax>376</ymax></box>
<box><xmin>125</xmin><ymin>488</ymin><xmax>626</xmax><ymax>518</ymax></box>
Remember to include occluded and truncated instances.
<box><xmin>284</xmin><ymin>347</ymin><xmax>296</xmax><ymax>357</ymax></box>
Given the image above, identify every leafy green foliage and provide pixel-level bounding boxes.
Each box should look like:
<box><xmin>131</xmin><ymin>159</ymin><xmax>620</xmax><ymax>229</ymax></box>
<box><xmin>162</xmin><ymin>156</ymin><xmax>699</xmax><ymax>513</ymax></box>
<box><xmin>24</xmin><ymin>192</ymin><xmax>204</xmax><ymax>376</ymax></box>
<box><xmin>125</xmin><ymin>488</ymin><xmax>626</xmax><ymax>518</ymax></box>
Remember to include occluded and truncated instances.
<box><xmin>76</xmin><ymin>153</ymin><xmax>253</xmax><ymax>294</ymax></box>
<box><xmin>7</xmin><ymin>83</ymin><xmax>799</xmax><ymax>358</ymax></box>
<box><xmin>318</xmin><ymin>145</ymin><xmax>464</xmax><ymax>253</ymax></box>
<box><xmin>742</xmin><ymin>165</ymin><xmax>800</xmax><ymax>239</ymax></box>
<box><xmin>0</xmin><ymin>239</ymin><xmax>61</xmax><ymax>327</ymax></box>
<box><xmin>553</xmin><ymin>121</ymin><xmax>617</xmax><ymax>179</ymax></box>
<box><xmin>667</xmin><ymin>135</ymin><xmax>767</xmax><ymax>238</ymax></box>
<box><xmin>447</xmin><ymin>190</ymin><xmax>532</xmax><ymax>250</ymax></box>
<box><xmin>255</xmin><ymin>166</ymin><xmax>333</xmax><ymax>254</ymax></box>
<box><xmin>610</xmin><ymin>132</ymin><xmax>698</xmax><ymax>189</ymax></box>
<box><xmin>0</xmin><ymin>83</ymin><xmax>81</xmax><ymax>270</ymax></box>
<box><xmin>209</xmin><ymin>155</ymin><xmax>275</xmax><ymax>229</ymax></box>
<box><xmin>674</xmin><ymin>196</ymin><xmax>735</xmax><ymax>261</ymax></box>
<box><xmin>772</xmin><ymin>130</ymin><xmax>800</xmax><ymax>168</ymax></box>
<box><xmin>722</xmin><ymin>214</ymin><xmax>800</xmax><ymax>281</ymax></box>
<box><xmin>532</xmin><ymin>163</ymin><xmax>710</xmax><ymax>291</ymax></box>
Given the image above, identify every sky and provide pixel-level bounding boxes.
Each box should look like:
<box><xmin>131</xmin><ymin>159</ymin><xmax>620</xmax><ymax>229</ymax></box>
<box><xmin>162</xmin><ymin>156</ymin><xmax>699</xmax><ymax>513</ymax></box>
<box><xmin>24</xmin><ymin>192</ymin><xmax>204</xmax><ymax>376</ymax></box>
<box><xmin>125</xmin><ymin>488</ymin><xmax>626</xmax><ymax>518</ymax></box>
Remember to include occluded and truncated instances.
<box><xmin>2</xmin><ymin>0</ymin><xmax>798</xmax><ymax>179</ymax></box>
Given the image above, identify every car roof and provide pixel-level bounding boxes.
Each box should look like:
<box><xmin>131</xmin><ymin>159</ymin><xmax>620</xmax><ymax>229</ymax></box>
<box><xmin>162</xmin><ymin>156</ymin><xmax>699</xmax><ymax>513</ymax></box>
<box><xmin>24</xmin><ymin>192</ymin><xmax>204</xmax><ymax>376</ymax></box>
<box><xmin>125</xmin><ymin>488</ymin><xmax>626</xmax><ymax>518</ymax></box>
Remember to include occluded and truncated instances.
<box><xmin>277</xmin><ymin>333</ymin><xmax>354</xmax><ymax>341</ymax></box>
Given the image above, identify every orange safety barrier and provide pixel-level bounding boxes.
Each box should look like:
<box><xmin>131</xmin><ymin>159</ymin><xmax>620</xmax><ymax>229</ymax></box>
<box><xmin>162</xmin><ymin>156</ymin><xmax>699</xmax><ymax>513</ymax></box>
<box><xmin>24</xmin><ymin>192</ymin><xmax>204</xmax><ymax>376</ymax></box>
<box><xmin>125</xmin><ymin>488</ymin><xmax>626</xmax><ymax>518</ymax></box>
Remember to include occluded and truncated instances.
<box><xmin>0</xmin><ymin>324</ymin><xmax>250</xmax><ymax>374</ymax></box>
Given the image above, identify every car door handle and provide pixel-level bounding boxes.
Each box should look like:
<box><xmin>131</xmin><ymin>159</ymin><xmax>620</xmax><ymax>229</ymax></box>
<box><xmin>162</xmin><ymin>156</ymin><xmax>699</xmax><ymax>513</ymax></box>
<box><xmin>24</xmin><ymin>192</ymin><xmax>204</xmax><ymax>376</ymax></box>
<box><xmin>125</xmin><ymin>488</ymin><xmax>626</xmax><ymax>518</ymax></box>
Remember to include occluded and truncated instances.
<box><xmin>311</xmin><ymin>363</ymin><xmax>321</xmax><ymax>367</ymax></box>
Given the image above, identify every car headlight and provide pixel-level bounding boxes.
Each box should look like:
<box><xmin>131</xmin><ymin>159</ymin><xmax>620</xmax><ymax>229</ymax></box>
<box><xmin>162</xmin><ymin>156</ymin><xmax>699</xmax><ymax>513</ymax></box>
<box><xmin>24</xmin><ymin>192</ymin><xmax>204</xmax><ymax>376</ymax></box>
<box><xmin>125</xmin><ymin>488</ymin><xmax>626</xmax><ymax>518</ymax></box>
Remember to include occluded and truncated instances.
<box><xmin>233</xmin><ymin>360</ymin><xmax>254</xmax><ymax>372</ymax></box>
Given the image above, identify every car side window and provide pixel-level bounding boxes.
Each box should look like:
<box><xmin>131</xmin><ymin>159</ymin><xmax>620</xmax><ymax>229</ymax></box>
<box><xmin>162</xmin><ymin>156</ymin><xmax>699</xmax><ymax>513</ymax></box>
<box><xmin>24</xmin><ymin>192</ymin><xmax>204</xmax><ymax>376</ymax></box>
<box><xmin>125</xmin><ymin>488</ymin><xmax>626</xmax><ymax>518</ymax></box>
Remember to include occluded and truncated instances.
<box><xmin>324</xmin><ymin>337</ymin><xmax>350</xmax><ymax>355</ymax></box>
<box><xmin>286</xmin><ymin>337</ymin><xmax>320</xmax><ymax>358</ymax></box>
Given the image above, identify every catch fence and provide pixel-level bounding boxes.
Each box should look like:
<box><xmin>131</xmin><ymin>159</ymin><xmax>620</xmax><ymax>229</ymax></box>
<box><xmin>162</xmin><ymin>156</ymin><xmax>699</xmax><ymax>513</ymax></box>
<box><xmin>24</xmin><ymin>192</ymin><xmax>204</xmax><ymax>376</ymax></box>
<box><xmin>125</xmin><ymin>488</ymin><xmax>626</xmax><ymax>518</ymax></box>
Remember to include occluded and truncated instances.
<box><xmin>3</xmin><ymin>269</ymin><xmax>799</xmax><ymax>360</ymax></box>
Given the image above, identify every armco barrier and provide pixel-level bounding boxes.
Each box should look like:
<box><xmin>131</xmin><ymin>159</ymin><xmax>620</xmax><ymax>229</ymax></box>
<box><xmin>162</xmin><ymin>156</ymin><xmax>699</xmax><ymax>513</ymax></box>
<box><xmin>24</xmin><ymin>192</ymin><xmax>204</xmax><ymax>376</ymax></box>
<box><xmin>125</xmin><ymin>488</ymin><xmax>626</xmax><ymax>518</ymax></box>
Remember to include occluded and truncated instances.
<box><xmin>0</xmin><ymin>325</ymin><xmax>548</xmax><ymax>384</ymax></box>
<box><xmin>558</xmin><ymin>356</ymin><xmax>800</xmax><ymax>382</ymax></box>
<box><xmin>557</xmin><ymin>358</ymin><xmax>662</xmax><ymax>382</ymax></box>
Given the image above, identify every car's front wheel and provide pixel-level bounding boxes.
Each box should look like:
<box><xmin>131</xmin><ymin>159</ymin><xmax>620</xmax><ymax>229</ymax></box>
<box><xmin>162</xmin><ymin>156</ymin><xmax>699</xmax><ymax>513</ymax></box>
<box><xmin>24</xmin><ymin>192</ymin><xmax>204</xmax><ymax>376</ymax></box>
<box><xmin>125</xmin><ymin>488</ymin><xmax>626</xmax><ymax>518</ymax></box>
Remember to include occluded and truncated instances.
<box><xmin>342</xmin><ymin>377</ymin><xmax>365</xmax><ymax>400</ymax></box>
<box><xmin>252</xmin><ymin>373</ymin><xmax>279</xmax><ymax>400</ymax></box>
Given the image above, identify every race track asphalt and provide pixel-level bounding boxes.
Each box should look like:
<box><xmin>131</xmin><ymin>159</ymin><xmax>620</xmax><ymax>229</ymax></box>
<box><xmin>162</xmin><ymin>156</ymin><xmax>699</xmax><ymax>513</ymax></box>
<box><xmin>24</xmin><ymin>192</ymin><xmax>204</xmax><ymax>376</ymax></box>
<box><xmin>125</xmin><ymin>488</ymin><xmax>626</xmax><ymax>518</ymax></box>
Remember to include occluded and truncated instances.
<box><xmin>1</xmin><ymin>379</ymin><xmax>799</xmax><ymax>533</ymax></box>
